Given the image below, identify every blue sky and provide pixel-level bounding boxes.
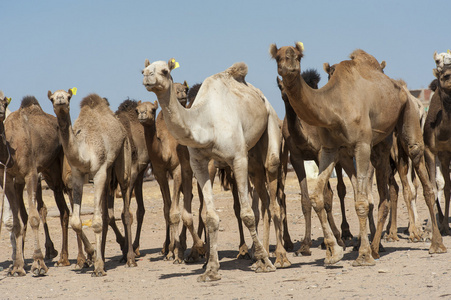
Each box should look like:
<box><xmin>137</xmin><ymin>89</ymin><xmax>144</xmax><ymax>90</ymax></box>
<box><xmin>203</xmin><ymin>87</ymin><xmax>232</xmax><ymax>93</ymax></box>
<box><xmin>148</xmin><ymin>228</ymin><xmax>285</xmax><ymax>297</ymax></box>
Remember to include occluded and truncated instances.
<box><xmin>1</xmin><ymin>1</ymin><xmax>450</xmax><ymax>119</ymax></box>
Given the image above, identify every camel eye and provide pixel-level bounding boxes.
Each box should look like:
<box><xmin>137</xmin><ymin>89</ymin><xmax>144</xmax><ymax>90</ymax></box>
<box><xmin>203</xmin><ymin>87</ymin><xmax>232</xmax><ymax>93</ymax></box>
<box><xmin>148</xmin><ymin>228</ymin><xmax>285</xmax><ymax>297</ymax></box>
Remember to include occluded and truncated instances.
<box><xmin>162</xmin><ymin>69</ymin><xmax>169</xmax><ymax>75</ymax></box>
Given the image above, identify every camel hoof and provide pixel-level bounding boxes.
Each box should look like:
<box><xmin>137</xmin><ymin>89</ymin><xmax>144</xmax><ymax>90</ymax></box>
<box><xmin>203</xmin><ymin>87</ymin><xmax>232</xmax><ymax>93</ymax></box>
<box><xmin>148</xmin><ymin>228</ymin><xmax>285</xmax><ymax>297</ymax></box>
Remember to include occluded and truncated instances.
<box><xmin>134</xmin><ymin>247</ymin><xmax>141</xmax><ymax>257</ymax></box>
<box><xmin>341</xmin><ymin>230</ymin><xmax>353</xmax><ymax>241</ymax></box>
<box><xmin>126</xmin><ymin>259</ymin><xmax>137</xmax><ymax>268</ymax></box>
<box><xmin>8</xmin><ymin>266</ymin><xmax>26</xmax><ymax>277</ymax></box>
<box><xmin>197</xmin><ymin>271</ymin><xmax>221</xmax><ymax>282</ymax></box>
<box><xmin>55</xmin><ymin>258</ymin><xmax>71</xmax><ymax>267</ymax></box>
<box><xmin>295</xmin><ymin>248</ymin><xmax>312</xmax><ymax>256</ymax></box>
<box><xmin>384</xmin><ymin>233</ymin><xmax>400</xmax><ymax>242</ymax></box>
<box><xmin>324</xmin><ymin>245</ymin><xmax>343</xmax><ymax>265</ymax></box>
<box><xmin>439</xmin><ymin>226</ymin><xmax>451</xmax><ymax>236</ymax></box>
<box><xmin>251</xmin><ymin>258</ymin><xmax>276</xmax><ymax>273</ymax></box>
<box><xmin>429</xmin><ymin>243</ymin><xmax>447</xmax><ymax>254</ymax></box>
<box><xmin>91</xmin><ymin>270</ymin><xmax>106</xmax><ymax>277</ymax></box>
<box><xmin>352</xmin><ymin>253</ymin><xmax>376</xmax><ymax>267</ymax></box>
<box><xmin>173</xmin><ymin>258</ymin><xmax>184</xmax><ymax>265</ymax></box>
<box><xmin>45</xmin><ymin>248</ymin><xmax>59</xmax><ymax>260</ymax></box>
<box><xmin>284</xmin><ymin>240</ymin><xmax>294</xmax><ymax>252</ymax></box>
<box><xmin>274</xmin><ymin>257</ymin><xmax>292</xmax><ymax>269</ymax></box>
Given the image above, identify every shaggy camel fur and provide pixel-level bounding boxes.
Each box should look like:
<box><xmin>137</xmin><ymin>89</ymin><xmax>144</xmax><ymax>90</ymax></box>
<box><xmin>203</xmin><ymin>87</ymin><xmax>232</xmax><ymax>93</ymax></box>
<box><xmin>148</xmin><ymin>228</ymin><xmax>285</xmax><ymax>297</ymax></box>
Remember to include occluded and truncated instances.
<box><xmin>277</xmin><ymin>70</ymin><xmax>350</xmax><ymax>256</ymax></box>
<box><xmin>48</xmin><ymin>90</ymin><xmax>135</xmax><ymax>276</ymax></box>
<box><xmin>136</xmin><ymin>100</ymin><xmax>205</xmax><ymax>263</ymax></box>
<box><xmin>143</xmin><ymin>59</ymin><xmax>281</xmax><ymax>281</ymax></box>
<box><xmin>0</xmin><ymin>96</ymin><xmax>72</xmax><ymax>276</ymax></box>
<box><xmin>424</xmin><ymin>65</ymin><xmax>451</xmax><ymax>235</ymax></box>
<box><xmin>270</xmin><ymin>43</ymin><xmax>446</xmax><ymax>266</ymax></box>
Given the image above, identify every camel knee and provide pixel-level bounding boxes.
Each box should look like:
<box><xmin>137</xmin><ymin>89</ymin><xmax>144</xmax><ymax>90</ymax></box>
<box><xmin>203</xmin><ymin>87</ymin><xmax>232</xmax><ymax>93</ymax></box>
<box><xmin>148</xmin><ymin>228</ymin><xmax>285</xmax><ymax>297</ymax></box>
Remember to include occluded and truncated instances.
<box><xmin>29</xmin><ymin>213</ymin><xmax>40</xmax><ymax>228</ymax></box>
<box><xmin>205</xmin><ymin>209</ymin><xmax>219</xmax><ymax>231</ymax></box>
<box><xmin>70</xmin><ymin>216</ymin><xmax>82</xmax><ymax>233</ymax></box>
<box><xmin>182</xmin><ymin>211</ymin><xmax>194</xmax><ymax>227</ymax></box>
<box><xmin>91</xmin><ymin>216</ymin><xmax>102</xmax><ymax>234</ymax></box>
<box><xmin>169</xmin><ymin>212</ymin><xmax>181</xmax><ymax>225</ymax></box>
<box><xmin>240</xmin><ymin>207</ymin><xmax>256</xmax><ymax>228</ymax></box>
<box><xmin>355</xmin><ymin>200</ymin><xmax>369</xmax><ymax>218</ymax></box>
<box><xmin>266</xmin><ymin>153</ymin><xmax>280</xmax><ymax>175</ymax></box>
<box><xmin>407</xmin><ymin>143</ymin><xmax>424</xmax><ymax>165</ymax></box>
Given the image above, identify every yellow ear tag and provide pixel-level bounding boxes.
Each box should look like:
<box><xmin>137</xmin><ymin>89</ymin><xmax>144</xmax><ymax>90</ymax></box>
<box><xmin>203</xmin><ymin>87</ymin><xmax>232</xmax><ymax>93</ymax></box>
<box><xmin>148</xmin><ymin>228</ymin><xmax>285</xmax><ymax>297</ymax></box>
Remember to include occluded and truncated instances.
<box><xmin>448</xmin><ymin>49</ymin><xmax>450</xmax><ymax>54</ymax></box>
<box><xmin>70</xmin><ymin>87</ymin><xmax>77</xmax><ymax>95</ymax></box>
<box><xmin>6</xmin><ymin>97</ymin><xmax>11</xmax><ymax>104</ymax></box>
<box><xmin>174</xmin><ymin>61</ymin><xmax>180</xmax><ymax>69</ymax></box>
<box><xmin>187</xmin><ymin>84</ymin><xmax>189</xmax><ymax>89</ymax></box>
<box><xmin>297</xmin><ymin>42</ymin><xmax>304</xmax><ymax>52</ymax></box>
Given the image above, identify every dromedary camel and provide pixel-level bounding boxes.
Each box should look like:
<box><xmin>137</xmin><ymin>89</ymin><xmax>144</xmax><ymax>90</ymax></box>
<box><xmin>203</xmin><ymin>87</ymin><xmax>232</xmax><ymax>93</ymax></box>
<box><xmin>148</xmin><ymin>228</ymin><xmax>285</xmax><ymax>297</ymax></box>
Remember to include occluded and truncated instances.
<box><xmin>270</xmin><ymin>43</ymin><xmax>446</xmax><ymax>266</ymax></box>
<box><xmin>48</xmin><ymin>90</ymin><xmax>135</xmax><ymax>276</ymax></box>
<box><xmin>277</xmin><ymin>69</ymin><xmax>351</xmax><ymax>256</ymax></box>
<box><xmin>114</xmin><ymin>99</ymin><xmax>150</xmax><ymax>255</ymax></box>
<box><xmin>424</xmin><ymin>64</ymin><xmax>451</xmax><ymax>235</ymax></box>
<box><xmin>0</xmin><ymin>95</ymin><xmax>74</xmax><ymax>276</ymax></box>
<box><xmin>143</xmin><ymin>59</ymin><xmax>281</xmax><ymax>281</ymax></box>
<box><xmin>136</xmin><ymin>100</ymin><xmax>205</xmax><ymax>263</ymax></box>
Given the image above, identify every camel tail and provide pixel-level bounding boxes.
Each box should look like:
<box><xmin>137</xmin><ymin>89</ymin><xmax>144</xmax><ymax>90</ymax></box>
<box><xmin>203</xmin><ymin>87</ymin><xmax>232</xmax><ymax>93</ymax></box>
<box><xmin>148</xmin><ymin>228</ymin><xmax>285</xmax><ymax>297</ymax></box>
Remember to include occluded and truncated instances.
<box><xmin>227</xmin><ymin>62</ymin><xmax>248</xmax><ymax>83</ymax></box>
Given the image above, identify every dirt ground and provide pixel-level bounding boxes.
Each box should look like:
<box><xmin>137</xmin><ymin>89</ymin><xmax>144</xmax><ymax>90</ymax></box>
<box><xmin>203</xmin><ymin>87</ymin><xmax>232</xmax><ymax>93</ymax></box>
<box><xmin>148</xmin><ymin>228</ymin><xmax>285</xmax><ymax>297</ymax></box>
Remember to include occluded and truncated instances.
<box><xmin>0</xmin><ymin>171</ymin><xmax>450</xmax><ymax>299</ymax></box>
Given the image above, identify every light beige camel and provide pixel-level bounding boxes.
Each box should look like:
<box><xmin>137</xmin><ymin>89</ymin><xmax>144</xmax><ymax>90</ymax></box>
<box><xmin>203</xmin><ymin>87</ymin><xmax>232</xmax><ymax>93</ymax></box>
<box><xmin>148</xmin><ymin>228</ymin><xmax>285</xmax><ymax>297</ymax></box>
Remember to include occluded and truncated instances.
<box><xmin>270</xmin><ymin>43</ymin><xmax>446</xmax><ymax>266</ymax></box>
<box><xmin>0</xmin><ymin>95</ymin><xmax>73</xmax><ymax>276</ymax></box>
<box><xmin>136</xmin><ymin>100</ymin><xmax>205</xmax><ymax>263</ymax></box>
<box><xmin>48</xmin><ymin>90</ymin><xmax>135</xmax><ymax>276</ymax></box>
<box><xmin>424</xmin><ymin>65</ymin><xmax>451</xmax><ymax>235</ymax></box>
<box><xmin>143</xmin><ymin>59</ymin><xmax>281</xmax><ymax>281</ymax></box>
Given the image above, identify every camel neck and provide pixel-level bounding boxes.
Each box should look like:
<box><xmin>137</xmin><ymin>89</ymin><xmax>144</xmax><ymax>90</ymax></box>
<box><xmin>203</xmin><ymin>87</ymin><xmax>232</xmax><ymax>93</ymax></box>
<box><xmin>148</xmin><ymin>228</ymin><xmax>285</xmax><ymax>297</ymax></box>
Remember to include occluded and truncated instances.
<box><xmin>54</xmin><ymin>109</ymin><xmax>84</xmax><ymax>166</ymax></box>
<box><xmin>283</xmin><ymin>99</ymin><xmax>304</xmax><ymax>139</ymax></box>
<box><xmin>142</xmin><ymin>122</ymin><xmax>162</xmax><ymax>157</ymax></box>
<box><xmin>284</xmin><ymin>72</ymin><xmax>331</xmax><ymax>128</ymax></box>
<box><xmin>0</xmin><ymin>122</ymin><xmax>13</xmax><ymax>168</ymax></box>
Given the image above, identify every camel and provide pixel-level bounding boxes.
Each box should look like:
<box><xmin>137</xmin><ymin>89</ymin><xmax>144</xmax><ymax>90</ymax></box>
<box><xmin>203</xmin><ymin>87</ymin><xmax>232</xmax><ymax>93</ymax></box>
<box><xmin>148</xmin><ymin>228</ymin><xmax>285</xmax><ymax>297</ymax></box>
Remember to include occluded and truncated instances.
<box><xmin>48</xmin><ymin>90</ymin><xmax>135</xmax><ymax>276</ymax></box>
<box><xmin>270</xmin><ymin>43</ymin><xmax>446</xmax><ymax>266</ymax></box>
<box><xmin>0</xmin><ymin>95</ymin><xmax>74</xmax><ymax>276</ymax></box>
<box><xmin>277</xmin><ymin>70</ymin><xmax>351</xmax><ymax>256</ymax></box>
<box><xmin>424</xmin><ymin>64</ymin><xmax>451</xmax><ymax>235</ymax></box>
<box><xmin>114</xmin><ymin>99</ymin><xmax>151</xmax><ymax>256</ymax></box>
<box><xmin>136</xmin><ymin>100</ymin><xmax>205</xmax><ymax>263</ymax></box>
<box><xmin>143</xmin><ymin>59</ymin><xmax>281</xmax><ymax>281</ymax></box>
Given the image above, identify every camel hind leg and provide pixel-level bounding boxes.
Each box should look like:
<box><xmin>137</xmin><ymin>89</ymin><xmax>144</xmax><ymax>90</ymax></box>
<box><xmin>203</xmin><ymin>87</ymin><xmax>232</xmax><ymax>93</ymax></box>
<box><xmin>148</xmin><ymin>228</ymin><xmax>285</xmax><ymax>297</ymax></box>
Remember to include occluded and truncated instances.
<box><xmin>398</xmin><ymin>98</ymin><xmax>446</xmax><ymax>253</ymax></box>
<box><xmin>437</xmin><ymin>153</ymin><xmax>451</xmax><ymax>235</ymax></box>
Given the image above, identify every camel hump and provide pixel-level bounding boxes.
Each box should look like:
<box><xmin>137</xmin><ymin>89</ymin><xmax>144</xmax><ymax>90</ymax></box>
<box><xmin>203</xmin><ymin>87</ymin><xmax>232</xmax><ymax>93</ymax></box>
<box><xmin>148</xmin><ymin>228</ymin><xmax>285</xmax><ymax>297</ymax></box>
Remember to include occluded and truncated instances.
<box><xmin>227</xmin><ymin>62</ymin><xmax>248</xmax><ymax>83</ymax></box>
<box><xmin>116</xmin><ymin>99</ymin><xmax>138</xmax><ymax>114</ymax></box>
<box><xmin>80</xmin><ymin>93</ymin><xmax>109</xmax><ymax>109</ymax></box>
<box><xmin>20</xmin><ymin>96</ymin><xmax>42</xmax><ymax>109</ymax></box>
<box><xmin>349</xmin><ymin>49</ymin><xmax>382</xmax><ymax>70</ymax></box>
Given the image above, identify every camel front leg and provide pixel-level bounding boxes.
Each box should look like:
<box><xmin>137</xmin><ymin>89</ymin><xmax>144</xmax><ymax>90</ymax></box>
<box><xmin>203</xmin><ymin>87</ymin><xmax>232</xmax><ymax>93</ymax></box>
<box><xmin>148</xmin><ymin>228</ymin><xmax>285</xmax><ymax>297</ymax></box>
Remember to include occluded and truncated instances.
<box><xmin>168</xmin><ymin>165</ymin><xmax>184</xmax><ymax>264</ymax></box>
<box><xmin>352</xmin><ymin>142</ymin><xmax>375</xmax><ymax>267</ymax></box>
<box><xmin>132</xmin><ymin>171</ymin><xmax>146</xmax><ymax>256</ymax></box>
<box><xmin>438</xmin><ymin>152</ymin><xmax>451</xmax><ymax>235</ymax></box>
<box><xmin>312</xmin><ymin>147</ymin><xmax>343</xmax><ymax>265</ymax></box>
<box><xmin>24</xmin><ymin>172</ymin><xmax>49</xmax><ymax>276</ymax></box>
<box><xmin>335</xmin><ymin>164</ymin><xmax>352</xmax><ymax>241</ymax></box>
<box><xmin>153</xmin><ymin>170</ymin><xmax>172</xmax><ymax>258</ymax></box>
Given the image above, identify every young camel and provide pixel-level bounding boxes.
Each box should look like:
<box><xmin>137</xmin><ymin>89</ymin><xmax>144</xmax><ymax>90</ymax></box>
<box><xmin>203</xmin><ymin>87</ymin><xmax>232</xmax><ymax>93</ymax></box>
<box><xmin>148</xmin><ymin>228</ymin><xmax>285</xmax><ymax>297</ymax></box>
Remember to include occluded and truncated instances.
<box><xmin>48</xmin><ymin>91</ymin><xmax>135</xmax><ymax>276</ymax></box>
<box><xmin>424</xmin><ymin>65</ymin><xmax>451</xmax><ymax>235</ymax></box>
<box><xmin>0</xmin><ymin>96</ymin><xmax>72</xmax><ymax>276</ymax></box>
<box><xmin>136</xmin><ymin>100</ymin><xmax>205</xmax><ymax>263</ymax></box>
<box><xmin>143</xmin><ymin>59</ymin><xmax>281</xmax><ymax>281</ymax></box>
<box><xmin>270</xmin><ymin>43</ymin><xmax>446</xmax><ymax>266</ymax></box>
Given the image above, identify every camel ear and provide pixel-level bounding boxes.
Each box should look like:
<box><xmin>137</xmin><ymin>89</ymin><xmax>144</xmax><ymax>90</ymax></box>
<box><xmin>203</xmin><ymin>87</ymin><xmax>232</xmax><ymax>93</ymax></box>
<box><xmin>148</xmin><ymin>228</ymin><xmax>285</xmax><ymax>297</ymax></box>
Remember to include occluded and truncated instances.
<box><xmin>433</xmin><ymin>68</ymin><xmax>439</xmax><ymax>79</ymax></box>
<box><xmin>269</xmin><ymin>44</ymin><xmax>278</xmax><ymax>59</ymax></box>
<box><xmin>168</xmin><ymin>58</ymin><xmax>179</xmax><ymax>71</ymax></box>
<box><xmin>137</xmin><ymin>100</ymin><xmax>142</xmax><ymax>105</ymax></box>
<box><xmin>183</xmin><ymin>80</ymin><xmax>189</xmax><ymax>89</ymax></box>
<box><xmin>153</xmin><ymin>100</ymin><xmax>159</xmax><ymax>109</ymax></box>
<box><xmin>48</xmin><ymin>90</ymin><xmax>53</xmax><ymax>101</ymax></box>
<box><xmin>323</xmin><ymin>63</ymin><xmax>331</xmax><ymax>74</ymax></box>
<box><xmin>295</xmin><ymin>42</ymin><xmax>304</xmax><ymax>57</ymax></box>
<box><xmin>145</xmin><ymin>59</ymin><xmax>150</xmax><ymax>68</ymax></box>
<box><xmin>433</xmin><ymin>51</ymin><xmax>439</xmax><ymax>62</ymax></box>
<box><xmin>380</xmin><ymin>60</ymin><xmax>386</xmax><ymax>70</ymax></box>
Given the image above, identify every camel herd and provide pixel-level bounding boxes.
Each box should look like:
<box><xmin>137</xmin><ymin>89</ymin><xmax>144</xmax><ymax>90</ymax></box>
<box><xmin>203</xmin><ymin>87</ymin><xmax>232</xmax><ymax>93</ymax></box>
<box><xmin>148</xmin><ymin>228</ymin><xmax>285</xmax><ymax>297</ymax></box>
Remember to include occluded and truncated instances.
<box><xmin>0</xmin><ymin>44</ymin><xmax>450</xmax><ymax>282</ymax></box>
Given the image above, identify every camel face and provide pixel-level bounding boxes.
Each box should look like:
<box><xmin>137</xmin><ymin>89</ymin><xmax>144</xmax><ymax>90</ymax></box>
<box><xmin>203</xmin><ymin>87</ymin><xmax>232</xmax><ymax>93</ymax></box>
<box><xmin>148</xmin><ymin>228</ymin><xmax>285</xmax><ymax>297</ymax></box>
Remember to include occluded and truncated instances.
<box><xmin>48</xmin><ymin>89</ymin><xmax>72</xmax><ymax>115</ymax></box>
<box><xmin>136</xmin><ymin>101</ymin><xmax>158</xmax><ymax>125</ymax></box>
<box><xmin>142</xmin><ymin>60</ymin><xmax>171</xmax><ymax>93</ymax></box>
<box><xmin>174</xmin><ymin>82</ymin><xmax>189</xmax><ymax>107</ymax></box>
<box><xmin>0</xmin><ymin>95</ymin><xmax>10</xmax><ymax>122</ymax></box>
<box><xmin>434</xmin><ymin>51</ymin><xmax>451</xmax><ymax>71</ymax></box>
<box><xmin>437</xmin><ymin>67</ymin><xmax>451</xmax><ymax>92</ymax></box>
<box><xmin>269</xmin><ymin>43</ymin><xmax>303</xmax><ymax>77</ymax></box>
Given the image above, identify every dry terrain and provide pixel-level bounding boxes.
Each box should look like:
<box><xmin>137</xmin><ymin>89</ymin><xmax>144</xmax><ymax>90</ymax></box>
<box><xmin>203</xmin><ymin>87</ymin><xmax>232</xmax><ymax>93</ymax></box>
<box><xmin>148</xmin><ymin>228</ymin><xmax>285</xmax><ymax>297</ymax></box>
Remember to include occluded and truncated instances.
<box><xmin>0</xmin><ymin>171</ymin><xmax>450</xmax><ymax>299</ymax></box>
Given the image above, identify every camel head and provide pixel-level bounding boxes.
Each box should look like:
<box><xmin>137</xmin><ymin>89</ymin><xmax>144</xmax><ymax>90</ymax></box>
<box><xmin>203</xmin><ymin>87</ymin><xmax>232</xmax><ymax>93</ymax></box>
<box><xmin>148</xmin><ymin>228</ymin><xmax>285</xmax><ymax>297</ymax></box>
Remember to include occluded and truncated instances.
<box><xmin>433</xmin><ymin>65</ymin><xmax>451</xmax><ymax>93</ymax></box>
<box><xmin>0</xmin><ymin>91</ymin><xmax>11</xmax><ymax>122</ymax></box>
<box><xmin>269</xmin><ymin>42</ymin><xmax>304</xmax><ymax>77</ymax></box>
<box><xmin>434</xmin><ymin>50</ymin><xmax>451</xmax><ymax>71</ymax></box>
<box><xmin>48</xmin><ymin>88</ymin><xmax>74</xmax><ymax>115</ymax></box>
<box><xmin>174</xmin><ymin>81</ymin><xmax>189</xmax><ymax>107</ymax></box>
<box><xmin>142</xmin><ymin>58</ymin><xmax>178</xmax><ymax>93</ymax></box>
<box><xmin>136</xmin><ymin>100</ymin><xmax>159</xmax><ymax>125</ymax></box>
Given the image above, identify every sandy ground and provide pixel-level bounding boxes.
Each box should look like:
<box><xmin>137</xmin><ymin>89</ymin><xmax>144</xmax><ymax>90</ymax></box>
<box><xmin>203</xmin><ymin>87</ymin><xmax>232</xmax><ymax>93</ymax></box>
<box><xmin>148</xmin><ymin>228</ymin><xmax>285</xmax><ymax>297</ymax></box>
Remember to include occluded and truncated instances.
<box><xmin>0</xmin><ymin>171</ymin><xmax>450</xmax><ymax>299</ymax></box>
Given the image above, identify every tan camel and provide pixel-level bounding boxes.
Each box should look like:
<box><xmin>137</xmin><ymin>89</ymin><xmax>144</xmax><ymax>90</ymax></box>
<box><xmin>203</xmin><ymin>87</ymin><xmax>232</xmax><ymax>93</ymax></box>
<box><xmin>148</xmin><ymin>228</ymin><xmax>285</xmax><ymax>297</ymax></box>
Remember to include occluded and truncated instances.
<box><xmin>0</xmin><ymin>95</ymin><xmax>74</xmax><ymax>276</ymax></box>
<box><xmin>277</xmin><ymin>70</ymin><xmax>351</xmax><ymax>256</ymax></box>
<box><xmin>424</xmin><ymin>65</ymin><xmax>451</xmax><ymax>235</ymax></box>
<box><xmin>136</xmin><ymin>100</ymin><xmax>205</xmax><ymax>263</ymax></box>
<box><xmin>113</xmin><ymin>99</ymin><xmax>151</xmax><ymax>255</ymax></box>
<box><xmin>143</xmin><ymin>59</ymin><xmax>281</xmax><ymax>281</ymax></box>
<box><xmin>48</xmin><ymin>90</ymin><xmax>135</xmax><ymax>276</ymax></box>
<box><xmin>270</xmin><ymin>43</ymin><xmax>446</xmax><ymax>266</ymax></box>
